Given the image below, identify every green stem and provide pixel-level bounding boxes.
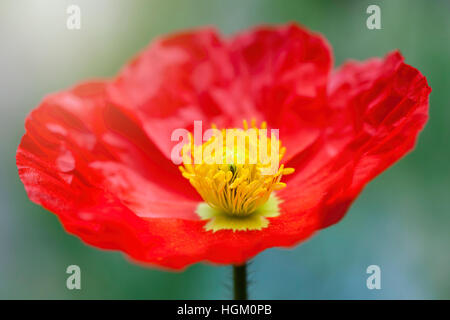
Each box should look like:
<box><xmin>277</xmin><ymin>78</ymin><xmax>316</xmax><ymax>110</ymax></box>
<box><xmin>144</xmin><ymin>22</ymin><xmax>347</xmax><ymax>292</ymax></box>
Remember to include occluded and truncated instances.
<box><xmin>233</xmin><ymin>263</ymin><xmax>248</xmax><ymax>300</ymax></box>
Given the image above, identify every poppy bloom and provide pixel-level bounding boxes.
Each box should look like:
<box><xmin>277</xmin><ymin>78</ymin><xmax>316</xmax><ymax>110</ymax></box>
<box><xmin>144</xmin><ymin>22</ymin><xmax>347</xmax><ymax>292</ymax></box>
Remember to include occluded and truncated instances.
<box><xmin>16</xmin><ymin>23</ymin><xmax>430</xmax><ymax>270</ymax></box>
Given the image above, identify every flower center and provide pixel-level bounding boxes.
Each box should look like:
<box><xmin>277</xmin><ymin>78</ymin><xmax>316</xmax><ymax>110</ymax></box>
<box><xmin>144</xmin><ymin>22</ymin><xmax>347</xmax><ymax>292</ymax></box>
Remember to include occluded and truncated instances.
<box><xmin>179</xmin><ymin>120</ymin><xmax>294</xmax><ymax>232</ymax></box>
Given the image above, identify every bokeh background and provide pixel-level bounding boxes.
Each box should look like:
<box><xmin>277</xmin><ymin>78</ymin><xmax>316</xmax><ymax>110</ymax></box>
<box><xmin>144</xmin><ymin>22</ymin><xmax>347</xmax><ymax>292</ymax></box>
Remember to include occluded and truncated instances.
<box><xmin>0</xmin><ymin>0</ymin><xmax>449</xmax><ymax>299</ymax></box>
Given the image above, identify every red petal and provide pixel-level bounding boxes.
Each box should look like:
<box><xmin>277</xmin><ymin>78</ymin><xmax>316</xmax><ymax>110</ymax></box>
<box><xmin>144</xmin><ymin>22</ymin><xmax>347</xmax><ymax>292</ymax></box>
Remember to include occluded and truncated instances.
<box><xmin>16</xmin><ymin>82</ymin><xmax>207</xmax><ymax>268</ymax></box>
<box><xmin>229</xmin><ymin>23</ymin><xmax>333</xmax><ymax>161</ymax></box>
<box><xmin>280</xmin><ymin>51</ymin><xmax>431</xmax><ymax>228</ymax></box>
<box><xmin>108</xmin><ymin>28</ymin><xmax>244</xmax><ymax>159</ymax></box>
<box><xmin>109</xmin><ymin>24</ymin><xmax>332</xmax><ymax>162</ymax></box>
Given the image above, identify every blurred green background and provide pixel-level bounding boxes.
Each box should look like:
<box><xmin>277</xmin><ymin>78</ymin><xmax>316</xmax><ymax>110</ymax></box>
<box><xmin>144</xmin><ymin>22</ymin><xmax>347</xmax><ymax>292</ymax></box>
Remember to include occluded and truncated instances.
<box><xmin>0</xmin><ymin>0</ymin><xmax>449</xmax><ymax>299</ymax></box>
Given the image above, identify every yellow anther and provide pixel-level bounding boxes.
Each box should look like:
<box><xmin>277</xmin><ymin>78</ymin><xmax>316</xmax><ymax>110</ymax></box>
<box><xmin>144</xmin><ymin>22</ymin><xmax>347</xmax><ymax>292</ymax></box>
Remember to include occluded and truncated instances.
<box><xmin>213</xmin><ymin>171</ymin><xmax>225</xmax><ymax>180</ymax></box>
<box><xmin>282</xmin><ymin>167</ymin><xmax>295</xmax><ymax>175</ymax></box>
<box><xmin>242</xmin><ymin>119</ymin><xmax>248</xmax><ymax>130</ymax></box>
<box><xmin>273</xmin><ymin>182</ymin><xmax>287</xmax><ymax>190</ymax></box>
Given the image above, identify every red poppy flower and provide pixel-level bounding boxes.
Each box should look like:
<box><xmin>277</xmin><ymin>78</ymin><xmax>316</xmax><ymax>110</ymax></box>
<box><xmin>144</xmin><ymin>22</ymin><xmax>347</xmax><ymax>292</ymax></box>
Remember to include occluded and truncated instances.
<box><xmin>16</xmin><ymin>23</ymin><xmax>431</xmax><ymax>270</ymax></box>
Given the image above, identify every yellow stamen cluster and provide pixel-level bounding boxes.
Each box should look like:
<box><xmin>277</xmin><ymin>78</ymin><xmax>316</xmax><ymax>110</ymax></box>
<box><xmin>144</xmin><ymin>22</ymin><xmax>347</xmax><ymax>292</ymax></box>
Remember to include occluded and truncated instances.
<box><xmin>179</xmin><ymin>120</ymin><xmax>294</xmax><ymax>220</ymax></box>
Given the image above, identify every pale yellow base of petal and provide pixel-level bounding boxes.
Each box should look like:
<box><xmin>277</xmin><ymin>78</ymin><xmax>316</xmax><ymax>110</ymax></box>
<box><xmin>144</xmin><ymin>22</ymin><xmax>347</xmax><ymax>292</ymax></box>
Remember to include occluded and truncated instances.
<box><xmin>196</xmin><ymin>194</ymin><xmax>281</xmax><ymax>232</ymax></box>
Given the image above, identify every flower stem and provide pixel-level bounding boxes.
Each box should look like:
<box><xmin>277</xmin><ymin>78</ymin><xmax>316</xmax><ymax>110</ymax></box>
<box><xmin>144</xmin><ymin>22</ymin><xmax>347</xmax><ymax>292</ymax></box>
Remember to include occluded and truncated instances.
<box><xmin>233</xmin><ymin>263</ymin><xmax>248</xmax><ymax>300</ymax></box>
